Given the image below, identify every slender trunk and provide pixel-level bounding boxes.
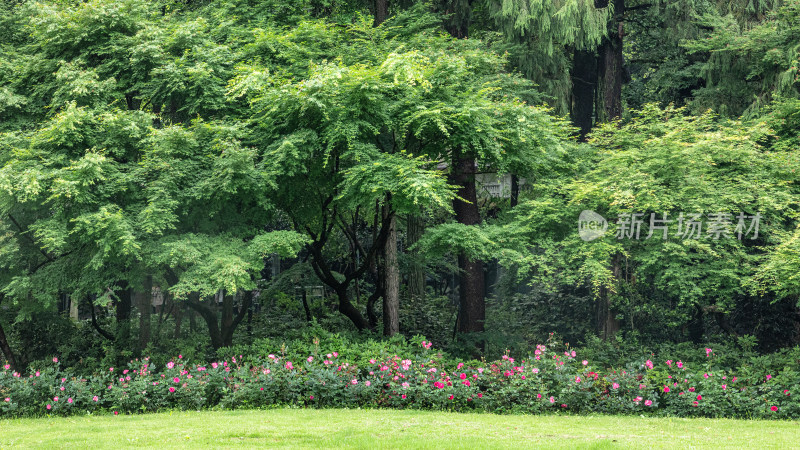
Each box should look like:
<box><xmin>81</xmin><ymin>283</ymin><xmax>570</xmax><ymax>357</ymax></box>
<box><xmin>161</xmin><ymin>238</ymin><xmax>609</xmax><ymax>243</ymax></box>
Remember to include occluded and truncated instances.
<box><xmin>382</xmin><ymin>204</ymin><xmax>399</xmax><ymax>336</ymax></box>
<box><xmin>0</xmin><ymin>295</ymin><xmax>19</xmax><ymax>371</ymax></box>
<box><xmin>374</xmin><ymin>0</ymin><xmax>388</xmax><ymax>26</ymax></box>
<box><xmin>596</xmin><ymin>0</ymin><xmax>625</xmax><ymax>123</ymax></box>
<box><xmin>173</xmin><ymin>297</ymin><xmax>183</xmax><ymax>340</ymax></box>
<box><xmin>597</xmin><ymin>253</ymin><xmax>621</xmax><ymax>339</ymax></box>
<box><xmin>301</xmin><ymin>289</ymin><xmax>312</xmax><ymax>323</ymax></box>
<box><xmin>510</xmin><ymin>175</ymin><xmax>520</xmax><ymax>207</ymax></box>
<box><xmin>221</xmin><ymin>291</ymin><xmax>233</xmax><ymax>346</ymax></box>
<box><xmin>115</xmin><ymin>284</ymin><xmax>132</xmax><ymax>348</ymax></box>
<box><xmin>406</xmin><ymin>215</ymin><xmax>425</xmax><ymax>299</ymax></box>
<box><xmin>137</xmin><ymin>275</ymin><xmax>152</xmax><ymax>351</ymax></box>
<box><xmin>571</xmin><ymin>49</ymin><xmax>598</xmax><ymax>140</ymax></box>
<box><xmin>452</xmin><ymin>153</ymin><xmax>485</xmax><ymax>334</ymax></box>
<box><xmin>69</xmin><ymin>296</ymin><xmax>79</xmax><ymax>321</ymax></box>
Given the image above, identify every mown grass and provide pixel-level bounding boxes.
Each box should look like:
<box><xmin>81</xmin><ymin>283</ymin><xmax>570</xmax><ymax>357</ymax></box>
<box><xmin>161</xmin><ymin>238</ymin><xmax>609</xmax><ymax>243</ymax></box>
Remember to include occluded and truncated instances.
<box><xmin>1</xmin><ymin>408</ymin><xmax>798</xmax><ymax>448</ymax></box>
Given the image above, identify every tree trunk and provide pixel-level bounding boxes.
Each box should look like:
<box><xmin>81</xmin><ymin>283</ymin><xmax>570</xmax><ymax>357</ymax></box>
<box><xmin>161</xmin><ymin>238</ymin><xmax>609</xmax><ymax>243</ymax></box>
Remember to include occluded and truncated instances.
<box><xmin>221</xmin><ymin>290</ymin><xmax>252</xmax><ymax>348</ymax></box>
<box><xmin>221</xmin><ymin>291</ymin><xmax>234</xmax><ymax>346</ymax></box>
<box><xmin>173</xmin><ymin>298</ymin><xmax>183</xmax><ymax>340</ymax></box>
<box><xmin>571</xmin><ymin>49</ymin><xmax>598</xmax><ymax>140</ymax></box>
<box><xmin>510</xmin><ymin>175</ymin><xmax>520</xmax><ymax>208</ymax></box>
<box><xmin>452</xmin><ymin>154</ymin><xmax>485</xmax><ymax>334</ymax></box>
<box><xmin>443</xmin><ymin>0</ymin><xmax>471</xmax><ymax>38</ymax></box>
<box><xmin>596</xmin><ymin>0</ymin><xmax>625</xmax><ymax>122</ymax></box>
<box><xmin>383</xmin><ymin>205</ymin><xmax>399</xmax><ymax>336</ymax></box>
<box><xmin>597</xmin><ymin>254</ymin><xmax>621</xmax><ymax>340</ymax></box>
<box><xmin>374</xmin><ymin>0</ymin><xmax>388</xmax><ymax>26</ymax></box>
<box><xmin>406</xmin><ymin>214</ymin><xmax>425</xmax><ymax>300</ymax></box>
<box><xmin>186</xmin><ymin>294</ymin><xmax>223</xmax><ymax>350</ymax></box>
<box><xmin>137</xmin><ymin>275</ymin><xmax>152</xmax><ymax>352</ymax></box>
<box><xmin>0</xmin><ymin>295</ymin><xmax>19</xmax><ymax>371</ymax></box>
<box><xmin>115</xmin><ymin>284</ymin><xmax>132</xmax><ymax>347</ymax></box>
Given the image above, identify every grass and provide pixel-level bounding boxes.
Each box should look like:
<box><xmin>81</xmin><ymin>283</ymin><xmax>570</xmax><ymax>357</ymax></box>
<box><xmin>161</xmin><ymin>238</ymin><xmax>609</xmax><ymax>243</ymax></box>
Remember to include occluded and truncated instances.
<box><xmin>1</xmin><ymin>409</ymin><xmax>798</xmax><ymax>449</ymax></box>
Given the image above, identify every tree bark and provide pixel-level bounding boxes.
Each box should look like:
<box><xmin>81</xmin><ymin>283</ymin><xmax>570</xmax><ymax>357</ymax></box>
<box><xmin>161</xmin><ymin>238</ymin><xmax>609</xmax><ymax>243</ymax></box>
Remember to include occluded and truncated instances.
<box><xmin>597</xmin><ymin>0</ymin><xmax>625</xmax><ymax>122</ymax></box>
<box><xmin>137</xmin><ymin>275</ymin><xmax>152</xmax><ymax>351</ymax></box>
<box><xmin>382</xmin><ymin>204</ymin><xmax>399</xmax><ymax>336</ymax></box>
<box><xmin>374</xmin><ymin>0</ymin><xmax>388</xmax><ymax>26</ymax></box>
<box><xmin>452</xmin><ymin>153</ymin><xmax>485</xmax><ymax>334</ymax></box>
<box><xmin>571</xmin><ymin>49</ymin><xmax>598</xmax><ymax>140</ymax></box>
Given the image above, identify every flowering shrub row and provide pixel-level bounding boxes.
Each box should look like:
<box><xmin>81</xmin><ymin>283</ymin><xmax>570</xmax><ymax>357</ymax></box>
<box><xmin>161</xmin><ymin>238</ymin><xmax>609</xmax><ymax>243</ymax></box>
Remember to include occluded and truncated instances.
<box><xmin>1</xmin><ymin>339</ymin><xmax>798</xmax><ymax>419</ymax></box>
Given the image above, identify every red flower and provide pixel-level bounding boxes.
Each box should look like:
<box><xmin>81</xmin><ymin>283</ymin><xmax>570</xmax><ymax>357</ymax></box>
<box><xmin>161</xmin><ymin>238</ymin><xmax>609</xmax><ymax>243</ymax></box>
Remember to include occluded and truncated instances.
<box><xmin>771</xmin><ymin>405</ymin><xmax>778</xmax><ymax>412</ymax></box>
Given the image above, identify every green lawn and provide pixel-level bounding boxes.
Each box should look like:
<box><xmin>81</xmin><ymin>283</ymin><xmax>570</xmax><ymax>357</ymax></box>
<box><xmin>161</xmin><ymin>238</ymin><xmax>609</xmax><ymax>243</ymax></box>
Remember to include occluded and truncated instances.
<box><xmin>1</xmin><ymin>409</ymin><xmax>798</xmax><ymax>449</ymax></box>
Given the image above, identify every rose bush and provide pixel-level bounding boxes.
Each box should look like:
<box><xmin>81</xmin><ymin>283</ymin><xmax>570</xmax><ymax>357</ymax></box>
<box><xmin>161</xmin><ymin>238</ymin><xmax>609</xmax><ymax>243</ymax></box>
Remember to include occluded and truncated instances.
<box><xmin>1</xmin><ymin>337</ymin><xmax>798</xmax><ymax>419</ymax></box>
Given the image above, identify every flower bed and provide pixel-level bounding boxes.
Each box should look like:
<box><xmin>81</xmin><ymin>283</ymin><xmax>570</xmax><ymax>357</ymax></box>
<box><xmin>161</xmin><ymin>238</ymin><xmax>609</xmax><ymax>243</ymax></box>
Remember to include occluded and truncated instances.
<box><xmin>1</xmin><ymin>339</ymin><xmax>797</xmax><ymax>419</ymax></box>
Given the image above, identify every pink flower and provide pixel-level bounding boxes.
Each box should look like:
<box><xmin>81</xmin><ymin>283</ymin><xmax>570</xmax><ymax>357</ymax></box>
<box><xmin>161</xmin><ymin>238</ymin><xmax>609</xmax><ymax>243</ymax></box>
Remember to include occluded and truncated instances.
<box><xmin>173</xmin><ymin>377</ymin><xmax>180</xmax><ymax>383</ymax></box>
<box><xmin>35</xmin><ymin>371</ymin><xmax>40</xmax><ymax>377</ymax></box>
<box><xmin>784</xmin><ymin>389</ymin><xmax>791</xmax><ymax>396</ymax></box>
<box><xmin>114</xmin><ymin>411</ymin><xmax>119</xmax><ymax>415</ymax></box>
<box><xmin>663</xmin><ymin>386</ymin><xmax>670</xmax><ymax>393</ymax></box>
<box><xmin>689</xmin><ymin>387</ymin><xmax>696</xmax><ymax>392</ymax></box>
<box><xmin>3</xmin><ymin>364</ymin><xmax>9</xmax><ymax>370</ymax></box>
<box><xmin>771</xmin><ymin>405</ymin><xmax>778</xmax><ymax>412</ymax></box>
<box><xmin>457</xmin><ymin>363</ymin><xmax>464</xmax><ymax>369</ymax></box>
<box><xmin>612</xmin><ymin>383</ymin><xmax>620</xmax><ymax>390</ymax></box>
<box><xmin>676</xmin><ymin>361</ymin><xmax>683</xmax><ymax>369</ymax></box>
<box><xmin>582</xmin><ymin>360</ymin><xmax>588</xmax><ymax>366</ymax></box>
<box><xmin>703</xmin><ymin>373</ymin><xmax>709</xmax><ymax>379</ymax></box>
<box><xmin>645</xmin><ymin>400</ymin><xmax>653</xmax><ymax>406</ymax></box>
<box><xmin>365</xmin><ymin>381</ymin><xmax>371</xmax><ymax>387</ymax></box>
<box><xmin>575</xmin><ymin>377</ymin><xmax>581</xmax><ymax>383</ymax></box>
<box><xmin>722</xmin><ymin>384</ymin><xmax>727</xmax><ymax>390</ymax></box>
<box><xmin>477</xmin><ymin>393</ymin><xmax>483</xmax><ymax>398</ymax></box>
<box><xmin>537</xmin><ymin>394</ymin><xmax>542</xmax><ymax>399</ymax></box>
<box><xmin>92</xmin><ymin>396</ymin><xmax>98</xmax><ymax>402</ymax></box>
<box><xmin>705</xmin><ymin>348</ymin><xmax>712</xmax><ymax>356</ymax></box>
<box><xmin>634</xmin><ymin>396</ymin><xmax>642</xmax><ymax>402</ymax></box>
<box><xmin>571</xmin><ymin>351</ymin><xmax>576</xmax><ymax>357</ymax></box>
<box><xmin>310</xmin><ymin>395</ymin><xmax>314</xmax><ymax>400</ymax></box>
<box><xmin>109</xmin><ymin>367</ymin><xmax>114</xmax><ymax>372</ymax></box>
<box><xmin>169</xmin><ymin>387</ymin><xmax>176</xmax><ymax>393</ymax></box>
<box><xmin>307</xmin><ymin>356</ymin><xmax>313</xmax><ymax>363</ymax></box>
<box><xmin>697</xmin><ymin>395</ymin><xmax>702</xmax><ymax>400</ymax></box>
<box><xmin>167</xmin><ymin>362</ymin><xmax>175</xmax><ymax>369</ymax></box>
<box><xmin>285</xmin><ymin>361</ymin><xmax>294</xmax><ymax>370</ymax></box>
<box><xmin>4</xmin><ymin>398</ymin><xmax>10</xmax><ymax>402</ymax></box>
<box><xmin>532</xmin><ymin>368</ymin><xmax>539</xmax><ymax>374</ymax></box>
<box><xmin>459</xmin><ymin>373</ymin><xmax>467</xmax><ymax>380</ymax></box>
<box><xmin>332</xmin><ymin>352</ymin><xmax>338</xmax><ymax>357</ymax></box>
<box><xmin>448</xmin><ymin>395</ymin><xmax>454</xmax><ymax>400</ymax></box>
<box><xmin>46</xmin><ymin>404</ymin><xmax>51</xmax><ymax>410</ymax></box>
<box><xmin>53</xmin><ymin>397</ymin><xmax>59</xmax><ymax>402</ymax></box>
<box><xmin>665</xmin><ymin>360</ymin><xmax>672</xmax><ymax>366</ymax></box>
<box><xmin>549</xmin><ymin>396</ymin><xmax>555</xmax><ymax>403</ymax></box>
<box><xmin>645</xmin><ymin>360</ymin><xmax>654</xmax><ymax>370</ymax></box>
<box><xmin>561</xmin><ymin>404</ymin><xmax>567</xmax><ymax>408</ymax></box>
<box><xmin>351</xmin><ymin>379</ymin><xmax>358</xmax><ymax>385</ymax></box>
<box><xmin>766</xmin><ymin>374</ymin><xmax>772</xmax><ymax>380</ymax></box>
<box><xmin>53</xmin><ymin>357</ymin><xmax>58</xmax><ymax>363</ymax></box>
<box><xmin>401</xmin><ymin>394</ymin><xmax>407</xmax><ymax>399</ymax></box>
<box><xmin>67</xmin><ymin>398</ymin><xmax>73</xmax><ymax>404</ymax></box>
<box><xmin>211</xmin><ymin>362</ymin><xmax>218</xmax><ymax>369</ymax></box>
<box><xmin>178</xmin><ymin>354</ymin><xmax>183</xmax><ymax>359</ymax></box>
<box><xmin>520</xmin><ymin>376</ymin><xmax>526</xmax><ymax>380</ymax></box>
